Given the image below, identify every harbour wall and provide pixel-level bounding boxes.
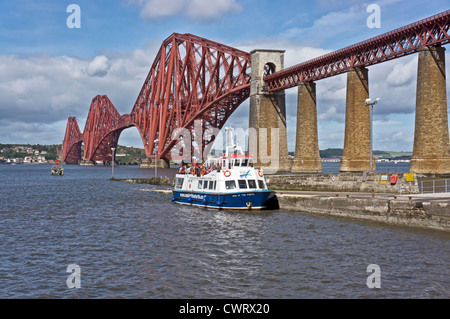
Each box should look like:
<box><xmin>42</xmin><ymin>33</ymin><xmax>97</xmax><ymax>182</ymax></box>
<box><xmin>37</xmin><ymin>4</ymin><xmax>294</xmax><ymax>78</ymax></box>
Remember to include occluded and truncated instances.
<box><xmin>269</xmin><ymin>172</ymin><xmax>450</xmax><ymax>231</ymax></box>
<box><xmin>266</xmin><ymin>172</ymin><xmax>419</xmax><ymax>194</ymax></box>
<box><xmin>276</xmin><ymin>193</ymin><xmax>450</xmax><ymax>232</ymax></box>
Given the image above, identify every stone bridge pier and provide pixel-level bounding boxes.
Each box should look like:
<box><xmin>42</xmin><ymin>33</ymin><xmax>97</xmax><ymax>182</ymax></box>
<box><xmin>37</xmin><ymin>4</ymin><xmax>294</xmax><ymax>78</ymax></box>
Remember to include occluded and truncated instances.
<box><xmin>252</xmin><ymin>44</ymin><xmax>449</xmax><ymax>176</ymax></box>
<box><xmin>291</xmin><ymin>81</ymin><xmax>322</xmax><ymax>173</ymax></box>
<box><xmin>340</xmin><ymin>67</ymin><xmax>375</xmax><ymax>172</ymax></box>
<box><xmin>410</xmin><ymin>46</ymin><xmax>450</xmax><ymax>174</ymax></box>
<box><xmin>248</xmin><ymin>49</ymin><xmax>291</xmax><ymax>173</ymax></box>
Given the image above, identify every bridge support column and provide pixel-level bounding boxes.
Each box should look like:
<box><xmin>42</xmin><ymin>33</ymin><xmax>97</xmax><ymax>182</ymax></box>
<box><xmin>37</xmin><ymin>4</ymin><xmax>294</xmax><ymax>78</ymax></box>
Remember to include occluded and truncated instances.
<box><xmin>140</xmin><ymin>158</ymin><xmax>170</xmax><ymax>169</ymax></box>
<box><xmin>248</xmin><ymin>49</ymin><xmax>291</xmax><ymax>174</ymax></box>
<box><xmin>292</xmin><ymin>82</ymin><xmax>322</xmax><ymax>173</ymax></box>
<box><xmin>410</xmin><ymin>46</ymin><xmax>450</xmax><ymax>174</ymax></box>
<box><xmin>340</xmin><ymin>67</ymin><xmax>375</xmax><ymax>172</ymax></box>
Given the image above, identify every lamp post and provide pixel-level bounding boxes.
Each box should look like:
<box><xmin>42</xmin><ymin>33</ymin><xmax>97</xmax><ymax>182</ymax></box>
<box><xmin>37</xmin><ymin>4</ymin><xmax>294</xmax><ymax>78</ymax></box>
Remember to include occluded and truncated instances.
<box><xmin>365</xmin><ymin>97</ymin><xmax>380</xmax><ymax>172</ymax></box>
<box><xmin>111</xmin><ymin>147</ymin><xmax>115</xmax><ymax>179</ymax></box>
<box><xmin>154</xmin><ymin>139</ymin><xmax>159</xmax><ymax>177</ymax></box>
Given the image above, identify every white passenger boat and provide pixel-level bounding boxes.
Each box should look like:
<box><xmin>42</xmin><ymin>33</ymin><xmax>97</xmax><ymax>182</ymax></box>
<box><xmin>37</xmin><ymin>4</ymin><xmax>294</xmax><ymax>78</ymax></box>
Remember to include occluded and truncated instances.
<box><xmin>171</xmin><ymin>127</ymin><xmax>279</xmax><ymax>210</ymax></box>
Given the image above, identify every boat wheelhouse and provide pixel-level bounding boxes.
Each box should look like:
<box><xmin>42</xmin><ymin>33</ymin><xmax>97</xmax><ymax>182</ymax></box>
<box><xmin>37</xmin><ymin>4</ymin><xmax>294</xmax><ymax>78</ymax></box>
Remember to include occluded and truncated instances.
<box><xmin>171</xmin><ymin>127</ymin><xmax>279</xmax><ymax>210</ymax></box>
<box><xmin>51</xmin><ymin>159</ymin><xmax>64</xmax><ymax>176</ymax></box>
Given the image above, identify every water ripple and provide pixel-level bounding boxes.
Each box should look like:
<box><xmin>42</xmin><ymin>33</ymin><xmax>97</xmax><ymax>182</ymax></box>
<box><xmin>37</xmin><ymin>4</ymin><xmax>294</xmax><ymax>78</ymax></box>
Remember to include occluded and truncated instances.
<box><xmin>0</xmin><ymin>164</ymin><xmax>449</xmax><ymax>298</ymax></box>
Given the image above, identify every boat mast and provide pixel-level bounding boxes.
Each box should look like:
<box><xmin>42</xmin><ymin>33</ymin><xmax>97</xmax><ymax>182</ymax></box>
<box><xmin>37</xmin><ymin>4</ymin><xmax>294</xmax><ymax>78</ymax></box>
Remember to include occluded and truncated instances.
<box><xmin>225</xmin><ymin>127</ymin><xmax>233</xmax><ymax>157</ymax></box>
<box><xmin>224</xmin><ymin>126</ymin><xmax>244</xmax><ymax>157</ymax></box>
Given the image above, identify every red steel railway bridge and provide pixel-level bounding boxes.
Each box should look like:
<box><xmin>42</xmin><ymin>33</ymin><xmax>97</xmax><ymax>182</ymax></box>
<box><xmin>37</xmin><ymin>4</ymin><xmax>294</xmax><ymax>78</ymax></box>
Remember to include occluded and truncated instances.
<box><xmin>62</xmin><ymin>10</ymin><xmax>450</xmax><ymax>174</ymax></box>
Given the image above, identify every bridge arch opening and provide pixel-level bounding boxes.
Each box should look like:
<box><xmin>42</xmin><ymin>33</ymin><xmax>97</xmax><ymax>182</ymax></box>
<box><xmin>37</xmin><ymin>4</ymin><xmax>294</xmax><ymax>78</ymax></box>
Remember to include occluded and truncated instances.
<box><xmin>107</xmin><ymin>125</ymin><xmax>146</xmax><ymax>165</ymax></box>
<box><xmin>116</xmin><ymin>125</ymin><xmax>143</xmax><ymax>150</ymax></box>
<box><xmin>263</xmin><ymin>62</ymin><xmax>276</xmax><ymax>76</ymax></box>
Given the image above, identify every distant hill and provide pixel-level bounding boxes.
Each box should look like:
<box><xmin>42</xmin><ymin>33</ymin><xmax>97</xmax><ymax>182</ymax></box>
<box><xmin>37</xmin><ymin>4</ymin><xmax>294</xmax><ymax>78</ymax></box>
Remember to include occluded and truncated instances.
<box><xmin>0</xmin><ymin>143</ymin><xmax>146</xmax><ymax>164</ymax></box>
<box><xmin>114</xmin><ymin>145</ymin><xmax>146</xmax><ymax>165</ymax></box>
<box><xmin>372</xmin><ymin>150</ymin><xmax>412</xmax><ymax>159</ymax></box>
<box><xmin>289</xmin><ymin>148</ymin><xmax>412</xmax><ymax>159</ymax></box>
<box><xmin>319</xmin><ymin>148</ymin><xmax>343</xmax><ymax>158</ymax></box>
<box><xmin>0</xmin><ymin>143</ymin><xmax>59</xmax><ymax>160</ymax></box>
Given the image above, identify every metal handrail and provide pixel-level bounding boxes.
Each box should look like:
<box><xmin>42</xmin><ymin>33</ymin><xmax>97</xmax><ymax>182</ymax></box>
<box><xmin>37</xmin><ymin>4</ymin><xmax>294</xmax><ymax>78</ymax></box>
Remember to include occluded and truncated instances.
<box><xmin>419</xmin><ymin>179</ymin><xmax>450</xmax><ymax>193</ymax></box>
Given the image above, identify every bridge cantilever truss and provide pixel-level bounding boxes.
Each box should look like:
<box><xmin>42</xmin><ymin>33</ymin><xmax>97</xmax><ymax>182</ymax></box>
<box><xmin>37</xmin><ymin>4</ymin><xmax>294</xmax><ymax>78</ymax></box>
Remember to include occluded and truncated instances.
<box><xmin>62</xmin><ymin>10</ymin><xmax>450</xmax><ymax>163</ymax></box>
<box><xmin>62</xmin><ymin>33</ymin><xmax>251</xmax><ymax>163</ymax></box>
<box><xmin>62</xmin><ymin>116</ymin><xmax>83</xmax><ymax>164</ymax></box>
<box><xmin>264</xmin><ymin>10</ymin><xmax>450</xmax><ymax>91</ymax></box>
<box><xmin>130</xmin><ymin>33</ymin><xmax>251</xmax><ymax>160</ymax></box>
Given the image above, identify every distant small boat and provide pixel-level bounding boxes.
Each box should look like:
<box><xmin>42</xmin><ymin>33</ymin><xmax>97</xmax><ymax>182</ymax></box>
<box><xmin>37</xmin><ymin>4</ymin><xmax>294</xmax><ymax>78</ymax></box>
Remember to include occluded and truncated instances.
<box><xmin>51</xmin><ymin>159</ymin><xmax>64</xmax><ymax>176</ymax></box>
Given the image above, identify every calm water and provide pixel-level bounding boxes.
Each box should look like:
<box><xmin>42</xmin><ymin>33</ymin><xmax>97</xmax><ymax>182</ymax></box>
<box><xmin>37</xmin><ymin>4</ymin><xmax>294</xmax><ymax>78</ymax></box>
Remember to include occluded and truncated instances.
<box><xmin>0</xmin><ymin>163</ymin><xmax>449</xmax><ymax>299</ymax></box>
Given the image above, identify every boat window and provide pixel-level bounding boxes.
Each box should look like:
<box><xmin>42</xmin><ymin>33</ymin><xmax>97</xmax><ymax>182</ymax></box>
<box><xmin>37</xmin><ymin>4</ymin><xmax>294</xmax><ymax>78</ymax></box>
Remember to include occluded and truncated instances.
<box><xmin>225</xmin><ymin>180</ymin><xmax>236</xmax><ymax>190</ymax></box>
<box><xmin>235</xmin><ymin>160</ymin><xmax>240</xmax><ymax>167</ymax></box>
<box><xmin>198</xmin><ymin>180</ymin><xmax>203</xmax><ymax>189</ymax></box>
<box><xmin>238</xmin><ymin>179</ymin><xmax>247</xmax><ymax>189</ymax></box>
<box><xmin>243</xmin><ymin>159</ymin><xmax>248</xmax><ymax>167</ymax></box>
<box><xmin>247</xmin><ymin>179</ymin><xmax>257</xmax><ymax>189</ymax></box>
<box><xmin>175</xmin><ymin>178</ymin><xmax>184</xmax><ymax>189</ymax></box>
<box><xmin>258</xmin><ymin>180</ymin><xmax>265</xmax><ymax>189</ymax></box>
<box><xmin>203</xmin><ymin>180</ymin><xmax>209</xmax><ymax>189</ymax></box>
<box><xmin>209</xmin><ymin>181</ymin><xmax>215</xmax><ymax>190</ymax></box>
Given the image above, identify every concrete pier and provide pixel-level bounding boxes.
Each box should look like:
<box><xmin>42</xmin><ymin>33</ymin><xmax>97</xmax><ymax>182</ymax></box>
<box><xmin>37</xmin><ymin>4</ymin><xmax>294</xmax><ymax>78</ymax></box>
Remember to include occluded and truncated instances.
<box><xmin>249</xmin><ymin>49</ymin><xmax>291</xmax><ymax>174</ymax></box>
<box><xmin>277</xmin><ymin>191</ymin><xmax>450</xmax><ymax>232</ymax></box>
<box><xmin>410</xmin><ymin>46</ymin><xmax>450</xmax><ymax>174</ymax></box>
<box><xmin>267</xmin><ymin>173</ymin><xmax>450</xmax><ymax>231</ymax></box>
<box><xmin>292</xmin><ymin>82</ymin><xmax>322</xmax><ymax>173</ymax></box>
<box><xmin>340</xmin><ymin>67</ymin><xmax>375</xmax><ymax>172</ymax></box>
<box><xmin>267</xmin><ymin>172</ymin><xmax>419</xmax><ymax>194</ymax></box>
<box><xmin>140</xmin><ymin>158</ymin><xmax>170</xmax><ymax>169</ymax></box>
<box><xmin>80</xmin><ymin>160</ymin><xmax>95</xmax><ymax>166</ymax></box>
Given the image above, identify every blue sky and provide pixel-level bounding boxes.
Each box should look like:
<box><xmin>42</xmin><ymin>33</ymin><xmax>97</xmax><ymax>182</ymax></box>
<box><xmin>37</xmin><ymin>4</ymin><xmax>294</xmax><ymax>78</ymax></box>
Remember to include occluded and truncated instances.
<box><xmin>0</xmin><ymin>0</ymin><xmax>449</xmax><ymax>152</ymax></box>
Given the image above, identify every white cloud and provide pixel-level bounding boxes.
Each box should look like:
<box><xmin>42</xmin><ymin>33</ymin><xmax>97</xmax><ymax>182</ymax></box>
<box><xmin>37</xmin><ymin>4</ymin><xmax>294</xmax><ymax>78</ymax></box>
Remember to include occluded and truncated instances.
<box><xmin>282</xmin><ymin>4</ymin><xmax>366</xmax><ymax>45</ymax></box>
<box><xmin>186</xmin><ymin>0</ymin><xmax>242</xmax><ymax>21</ymax></box>
<box><xmin>0</xmin><ymin>43</ymin><xmax>161</xmax><ymax>146</ymax></box>
<box><xmin>318</xmin><ymin>105</ymin><xmax>344</xmax><ymax>122</ymax></box>
<box><xmin>86</xmin><ymin>55</ymin><xmax>111</xmax><ymax>77</ymax></box>
<box><xmin>385</xmin><ymin>57</ymin><xmax>416</xmax><ymax>87</ymax></box>
<box><xmin>138</xmin><ymin>0</ymin><xmax>184</xmax><ymax>19</ymax></box>
<box><xmin>128</xmin><ymin>0</ymin><xmax>242</xmax><ymax>21</ymax></box>
<box><xmin>376</xmin><ymin>127</ymin><xmax>415</xmax><ymax>151</ymax></box>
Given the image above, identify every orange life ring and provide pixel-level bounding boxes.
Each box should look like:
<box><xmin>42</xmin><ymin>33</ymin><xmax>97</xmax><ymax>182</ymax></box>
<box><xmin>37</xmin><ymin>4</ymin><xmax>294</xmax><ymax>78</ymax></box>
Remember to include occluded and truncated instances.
<box><xmin>192</xmin><ymin>169</ymin><xmax>196</xmax><ymax>176</ymax></box>
<box><xmin>224</xmin><ymin>170</ymin><xmax>231</xmax><ymax>177</ymax></box>
<box><xmin>258</xmin><ymin>170</ymin><xmax>263</xmax><ymax>177</ymax></box>
<box><xmin>201</xmin><ymin>169</ymin><xmax>206</xmax><ymax>176</ymax></box>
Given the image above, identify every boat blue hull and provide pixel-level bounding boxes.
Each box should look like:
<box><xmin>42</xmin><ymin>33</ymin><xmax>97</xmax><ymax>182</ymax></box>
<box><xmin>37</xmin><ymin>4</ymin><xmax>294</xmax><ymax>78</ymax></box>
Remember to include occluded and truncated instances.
<box><xmin>171</xmin><ymin>190</ymin><xmax>279</xmax><ymax>210</ymax></box>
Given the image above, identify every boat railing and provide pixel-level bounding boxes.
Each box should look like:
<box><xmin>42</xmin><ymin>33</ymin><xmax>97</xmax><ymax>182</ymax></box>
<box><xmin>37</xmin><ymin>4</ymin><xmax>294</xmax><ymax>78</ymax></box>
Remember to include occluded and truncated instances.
<box><xmin>177</xmin><ymin>165</ymin><xmax>220</xmax><ymax>176</ymax></box>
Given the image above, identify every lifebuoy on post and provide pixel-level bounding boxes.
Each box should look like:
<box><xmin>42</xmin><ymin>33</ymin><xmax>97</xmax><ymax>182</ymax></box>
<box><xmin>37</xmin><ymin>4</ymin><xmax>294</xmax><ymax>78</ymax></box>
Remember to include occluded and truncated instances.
<box><xmin>258</xmin><ymin>170</ymin><xmax>263</xmax><ymax>177</ymax></box>
<box><xmin>224</xmin><ymin>170</ymin><xmax>231</xmax><ymax>177</ymax></box>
